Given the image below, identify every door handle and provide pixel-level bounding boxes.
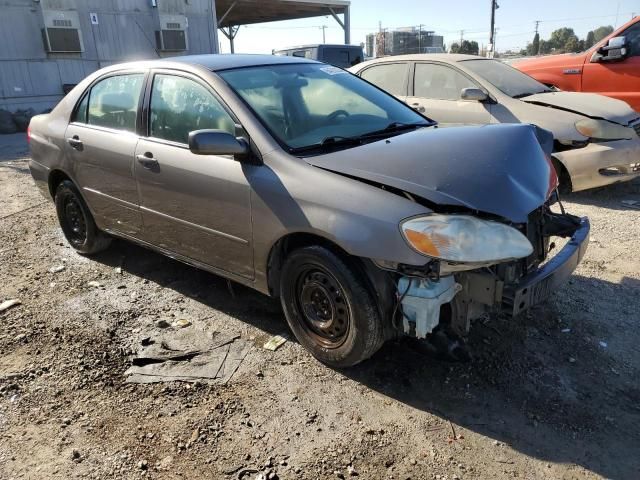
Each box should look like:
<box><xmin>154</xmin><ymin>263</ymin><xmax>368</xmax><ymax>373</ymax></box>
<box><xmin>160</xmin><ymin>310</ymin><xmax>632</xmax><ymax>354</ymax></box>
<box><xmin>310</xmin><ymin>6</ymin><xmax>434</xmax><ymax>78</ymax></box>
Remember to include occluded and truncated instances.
<box><xmin>136</xmin><ymin>153</ymin><xmax>159</xmax><ymax>169</ymax></box>
<box><xmin>66</xmin><ymin>136</ymin><xmax>83</xmax><ymax>150</ymax></box>
<box><xmin>411</xmin><ymin>103</ymin><xmax>426</xmax><ymax>113</ymax></box>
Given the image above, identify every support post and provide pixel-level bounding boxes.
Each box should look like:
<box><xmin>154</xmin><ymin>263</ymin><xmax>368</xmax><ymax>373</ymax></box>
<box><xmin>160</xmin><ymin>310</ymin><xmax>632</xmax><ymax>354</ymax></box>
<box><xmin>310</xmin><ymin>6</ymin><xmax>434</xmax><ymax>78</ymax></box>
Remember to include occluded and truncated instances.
<box><xmin>220</xmin><ymin>26</ymin><xmax>239</xmax><ymax>53</ymax></box>
<box><xmin>344</xmin><ymin>5</ymin><xmax>351</xmax><ymax>44</ymax></box>
<box><xmin>329</xmin><ymin>6</ymin><xmax>350</xmax><ymax>44</ymax></box>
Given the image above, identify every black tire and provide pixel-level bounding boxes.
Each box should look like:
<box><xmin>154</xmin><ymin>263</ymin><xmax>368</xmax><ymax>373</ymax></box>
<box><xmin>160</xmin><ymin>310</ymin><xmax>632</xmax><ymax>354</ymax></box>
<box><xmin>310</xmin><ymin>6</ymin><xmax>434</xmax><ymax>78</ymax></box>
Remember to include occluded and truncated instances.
<box><xmin>279</xmin><ymin>245</ymin><xmax>385</xmax><ymax>368</ymax></box>
<box><xmin>54</xmin><ymin>180</ymin><xmax>111</xmax><ymax>255</ymax></box>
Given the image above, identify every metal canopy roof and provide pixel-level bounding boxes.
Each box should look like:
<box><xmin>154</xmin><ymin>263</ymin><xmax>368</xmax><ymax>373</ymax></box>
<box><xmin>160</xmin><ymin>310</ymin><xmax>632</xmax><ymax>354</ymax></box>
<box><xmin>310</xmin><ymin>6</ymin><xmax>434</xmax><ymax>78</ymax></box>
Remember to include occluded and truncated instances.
<box><xmin>215</xmin><ymin>0</ymin><xmax>350</xmax><ymax>27</ymax></box>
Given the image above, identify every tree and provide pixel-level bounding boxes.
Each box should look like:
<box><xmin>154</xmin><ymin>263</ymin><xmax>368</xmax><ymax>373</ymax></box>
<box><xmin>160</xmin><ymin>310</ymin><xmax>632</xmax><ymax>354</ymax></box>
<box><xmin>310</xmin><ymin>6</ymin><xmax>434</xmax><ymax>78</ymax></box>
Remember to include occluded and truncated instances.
<box><xmin>450</xmin><ymin>42</ymin><xmax>460</xmax><ymax>53</ymax></box>
<box><xmin>459</xmin><ymin>40</ymin><xmax>479</xmax><ymax>55</ymax></box>
<box><xmin>564</xmin><ymin>36</ymin><xmax>580</xmax><ymax>53</ymax></box>
<box><xmin>532</xmin><ymin>32</ymin><xmax>540</xmax><ymax>55</ymax></box>
<box><xmin>549</xmin><ymin>27</ymin><xmax>576</xmax><ymax>50</ymax></box>
<box><xmin>539</xmin><ymin>39</ymin><xmax>552</xmax><ymax>54</ymax></box>
<box><xmin>593</xmin><ymin>25</ymin><xmax>614</xmax><ymax>43</ymax></box>
<box><xmin>585</xmin><ymin>31</ymin><xmax>596</xmax><ymax>49</ymax></box>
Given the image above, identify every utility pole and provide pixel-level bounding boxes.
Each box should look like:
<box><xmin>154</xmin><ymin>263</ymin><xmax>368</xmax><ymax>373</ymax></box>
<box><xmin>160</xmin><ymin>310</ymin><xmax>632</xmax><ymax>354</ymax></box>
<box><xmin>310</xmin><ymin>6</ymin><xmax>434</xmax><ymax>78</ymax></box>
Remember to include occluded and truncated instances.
<box><xmin>419</xmin><ymin>23</ymin><xmax>423</xmax><ymax>53</ymax></box>
<box><xmin>488</xmin><ymin>0</ymin><xmax>498</xmax><ymax>58</ymax></box>
<box><xmin>534</xmin><ymin>20</ymin><xmax>541</xmax><ymax>55</ymax></box>
<box><xmin>320</xmin><ymin>25</ymin><xmax>327</xmax><ymax>43</ymax></box>
<box><xmin>459</xmin><ymin>29</ymin><xmax>464</xmax><ymax>45</ymax></box>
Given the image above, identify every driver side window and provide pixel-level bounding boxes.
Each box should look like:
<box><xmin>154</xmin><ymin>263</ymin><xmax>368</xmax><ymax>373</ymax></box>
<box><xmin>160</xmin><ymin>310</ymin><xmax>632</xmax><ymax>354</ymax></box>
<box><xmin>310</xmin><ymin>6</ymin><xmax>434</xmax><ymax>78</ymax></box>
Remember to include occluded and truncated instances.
<box><xmin>623</xmin><ymin>23</ymin><xmax>640</xmax><ymax>57</ymax></box>
<box><xmin>149</xmin><ymin>74</ymin><xmax>236</xmax><ymax>145</ymax></box>
<box><xmin>414</xmin><ymin>63</ymin><xmax>476</xmax><ymax>101</ymax></box>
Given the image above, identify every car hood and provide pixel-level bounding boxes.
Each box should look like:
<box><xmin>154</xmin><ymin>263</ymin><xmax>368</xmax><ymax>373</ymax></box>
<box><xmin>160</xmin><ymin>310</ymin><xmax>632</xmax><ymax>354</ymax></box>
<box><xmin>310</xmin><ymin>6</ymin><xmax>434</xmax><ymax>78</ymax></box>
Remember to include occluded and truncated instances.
<box><xmin>305</xmin><ymin>123</ymin><xmax>556</xmax><ymax>223</ymax></box>
<box><xmin>521</xmin><ymin>91</ymin><xmax>638</xmax><ymax>125</ymax></box>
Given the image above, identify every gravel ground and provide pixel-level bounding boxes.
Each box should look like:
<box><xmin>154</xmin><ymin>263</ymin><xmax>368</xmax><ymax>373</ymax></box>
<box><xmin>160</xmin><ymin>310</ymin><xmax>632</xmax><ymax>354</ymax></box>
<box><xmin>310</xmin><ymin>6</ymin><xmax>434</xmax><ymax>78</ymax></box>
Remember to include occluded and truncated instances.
<box><xmin>1</xmin><ymin>132</ymin><xmax>639</xmax><ymax>480</ymax></box>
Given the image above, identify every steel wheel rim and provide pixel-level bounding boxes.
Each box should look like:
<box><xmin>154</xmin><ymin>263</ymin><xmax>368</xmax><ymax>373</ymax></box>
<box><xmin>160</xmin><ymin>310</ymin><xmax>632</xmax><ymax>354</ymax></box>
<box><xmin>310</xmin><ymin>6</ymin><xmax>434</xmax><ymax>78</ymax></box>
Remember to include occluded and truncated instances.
<box><xmin>63</xmin><ymin>196</ymin><xmax>87</xmax><ymax>245</ymax></box>
<box><xmin>295</xmin><ymin>266</ymin><xmax>350</xmax><ymax>349</ymax></box>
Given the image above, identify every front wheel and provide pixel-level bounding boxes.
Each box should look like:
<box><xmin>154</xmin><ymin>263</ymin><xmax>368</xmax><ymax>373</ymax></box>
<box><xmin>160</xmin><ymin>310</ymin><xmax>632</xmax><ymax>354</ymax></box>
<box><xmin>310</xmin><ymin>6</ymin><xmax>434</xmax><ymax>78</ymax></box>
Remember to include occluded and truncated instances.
<box><xmin>279</xmin><ymin>246</ymin><xmax>385</xmax><ymax>368</ymax></box>
<box><xmin>55</xmin><ymin>180</ymin><xmax>111</xmax><ymax>255</ymax></box>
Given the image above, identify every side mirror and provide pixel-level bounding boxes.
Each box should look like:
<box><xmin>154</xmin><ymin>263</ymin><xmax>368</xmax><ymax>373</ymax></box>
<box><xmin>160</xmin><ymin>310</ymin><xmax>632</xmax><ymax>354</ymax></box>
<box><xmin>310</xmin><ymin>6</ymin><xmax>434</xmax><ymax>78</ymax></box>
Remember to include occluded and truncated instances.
<box><xmin>595</xmin><ymin>36</ymin><xmax>628</xmax><ymax>62</ymax></box>
<box><xmin>460</xmin><ymin>87</ymin><xmax>489</xmax><ymax>102</ymax></box>
<box><xmin>188</xmin><ymin>129</ymin><xmax>249</xmax><ymax>157</ymax></box>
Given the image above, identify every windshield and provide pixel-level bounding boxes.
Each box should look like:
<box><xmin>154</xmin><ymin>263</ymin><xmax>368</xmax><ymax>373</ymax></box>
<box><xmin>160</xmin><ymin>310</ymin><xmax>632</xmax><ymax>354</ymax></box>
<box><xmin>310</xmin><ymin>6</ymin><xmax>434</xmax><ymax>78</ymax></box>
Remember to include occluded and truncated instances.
<box><xmin>218</xmin><ymin>64</ymin><xmax>431</xmax><ymax>153</ymax></box>
<box><xmin>462</xmin><ymin>59</ymin><xmax>552</xmax><ymax>98</ymax></box>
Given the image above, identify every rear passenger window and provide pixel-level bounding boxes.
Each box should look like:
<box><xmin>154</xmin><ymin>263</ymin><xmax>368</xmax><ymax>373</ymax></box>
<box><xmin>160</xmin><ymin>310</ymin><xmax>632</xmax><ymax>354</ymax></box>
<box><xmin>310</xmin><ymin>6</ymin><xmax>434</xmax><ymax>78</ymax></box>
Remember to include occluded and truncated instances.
<box><xmin>361</xmin><ymin>63</ymin><xmax>409</xmax><ymax>96</ymax></box>
<box><xmin>87</xmin><ymin>74</ymin><xmax>144</xmax><ymax>132</ymax></box>
<box><xmin>149</xmin><ymin>74</ymin><xmax>236</xmax><ymax>145</ymax></box>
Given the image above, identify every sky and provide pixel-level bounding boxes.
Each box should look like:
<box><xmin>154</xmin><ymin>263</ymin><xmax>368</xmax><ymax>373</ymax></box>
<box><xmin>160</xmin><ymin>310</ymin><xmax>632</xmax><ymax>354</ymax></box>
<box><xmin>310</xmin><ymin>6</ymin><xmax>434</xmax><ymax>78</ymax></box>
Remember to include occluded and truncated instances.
<box><xmin>219</xmin><ymin>0</ymin><xmax>640</xmax><ymax>54</ymax></box>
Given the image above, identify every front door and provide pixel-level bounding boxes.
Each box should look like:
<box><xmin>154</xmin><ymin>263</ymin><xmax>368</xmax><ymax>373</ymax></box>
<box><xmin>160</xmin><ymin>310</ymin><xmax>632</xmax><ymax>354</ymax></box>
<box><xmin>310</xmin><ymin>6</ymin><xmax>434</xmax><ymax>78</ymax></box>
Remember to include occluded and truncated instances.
<box><xmin>408</xmin><ymin>62</ymin><xmax>492</xmax><ymax>126</ymax></box>
<box><xmin>582</xmin><ymin>21</ymin><xmax>640</xmax><ymax>111</ymax></box>
<box><xmin>64</xmin><ymin>72</ymin><xmax>146</xmax><ymax>236</ymax></box>
<box><xmin>135</xmin><ymin>72</ymin><xmax>253</xmax><ymax>278</ymax></box>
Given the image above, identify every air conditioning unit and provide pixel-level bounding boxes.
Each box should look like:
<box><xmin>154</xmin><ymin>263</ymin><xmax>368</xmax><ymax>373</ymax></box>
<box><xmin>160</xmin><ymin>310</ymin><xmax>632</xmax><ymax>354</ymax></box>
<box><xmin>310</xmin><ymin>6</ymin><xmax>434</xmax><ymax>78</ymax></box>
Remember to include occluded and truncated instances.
<box><xmin>41</xmin><ymin>10</ymin><xmax>84</xmax><ymax>53</ymax></box>
<box><xmin>155</xmin><ymin>15</ymin><xmax>188</xmax><ymax>51</ymax></box>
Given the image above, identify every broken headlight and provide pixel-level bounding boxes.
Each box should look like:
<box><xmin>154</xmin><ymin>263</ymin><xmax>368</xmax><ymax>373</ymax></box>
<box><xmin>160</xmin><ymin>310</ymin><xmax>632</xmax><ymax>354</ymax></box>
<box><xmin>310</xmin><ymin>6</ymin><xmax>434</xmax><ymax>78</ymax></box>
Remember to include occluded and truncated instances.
<box><xmin>400</xmin><ymin>215</ymin><xmax>533</xmax><ymax>264</ymax></box>
<box><xmin>575</xmin><ymin>119</ymin><xmax>634</xmax><ymax>141</ymax></box>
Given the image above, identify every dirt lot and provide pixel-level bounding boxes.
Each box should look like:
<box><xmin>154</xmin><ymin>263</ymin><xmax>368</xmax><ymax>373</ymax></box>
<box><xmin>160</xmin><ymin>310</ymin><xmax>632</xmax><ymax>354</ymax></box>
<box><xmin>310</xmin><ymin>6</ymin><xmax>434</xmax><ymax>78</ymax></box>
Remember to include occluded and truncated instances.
<box><xmin>1</xmin><ymin>132</ymin><xmax>639</xmax><ymax>480</ymax></box>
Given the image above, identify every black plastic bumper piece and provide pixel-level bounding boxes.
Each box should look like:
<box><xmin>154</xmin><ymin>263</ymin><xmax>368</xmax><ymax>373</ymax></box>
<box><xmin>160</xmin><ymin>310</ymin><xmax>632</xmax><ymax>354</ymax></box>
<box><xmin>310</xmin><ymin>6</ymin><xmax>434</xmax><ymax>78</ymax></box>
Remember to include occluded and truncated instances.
<box><xmin>503</xmin><ymin>217</ymin><xmax>590</xmax><ymax>316</ymax></box>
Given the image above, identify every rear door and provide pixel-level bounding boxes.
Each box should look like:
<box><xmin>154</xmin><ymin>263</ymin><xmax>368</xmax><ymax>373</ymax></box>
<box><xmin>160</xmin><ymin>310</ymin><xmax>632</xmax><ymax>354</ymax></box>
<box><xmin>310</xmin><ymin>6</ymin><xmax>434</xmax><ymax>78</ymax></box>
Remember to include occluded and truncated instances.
<box><xmin>358</xmin><ymin>62</ymin><xmax>410</xmax><ymax>102</ymax></box>
<box><xmin>582</xmin><ymin>22</ymin><xmax>640</xmax><ymax>110</ymax></box>
<box><xmin>64</xmin><ymin>71</ymin><xmax>146</xmax><ymax>236</ymax></box>
<box><xmin>407</xmin><ymin>62</ymin><xmax>491</xmax><ymax>125</ymax></box>
<box><xmin>134</xmin><ymin>70</ymin><xmax>253</xmax><ymax>278</ymax></box>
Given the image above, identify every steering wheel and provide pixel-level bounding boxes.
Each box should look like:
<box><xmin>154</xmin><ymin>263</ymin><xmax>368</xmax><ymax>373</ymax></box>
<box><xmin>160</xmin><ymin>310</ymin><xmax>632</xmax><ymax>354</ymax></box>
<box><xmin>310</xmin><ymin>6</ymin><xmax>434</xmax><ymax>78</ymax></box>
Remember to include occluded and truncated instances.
<box><xmin>327</xmin><ymin>109</ymin><xmax>350</xmax><ymax>122</ymax></box>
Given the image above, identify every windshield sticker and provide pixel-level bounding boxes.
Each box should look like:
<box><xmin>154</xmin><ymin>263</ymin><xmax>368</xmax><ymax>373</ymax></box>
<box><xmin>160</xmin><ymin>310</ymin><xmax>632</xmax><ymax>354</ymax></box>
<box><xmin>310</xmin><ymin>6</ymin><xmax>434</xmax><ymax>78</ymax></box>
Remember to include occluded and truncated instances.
<box><xmin>320</xmin><ymin>66</ymin><xmax>348</xmax><ymax>75</ymax></box>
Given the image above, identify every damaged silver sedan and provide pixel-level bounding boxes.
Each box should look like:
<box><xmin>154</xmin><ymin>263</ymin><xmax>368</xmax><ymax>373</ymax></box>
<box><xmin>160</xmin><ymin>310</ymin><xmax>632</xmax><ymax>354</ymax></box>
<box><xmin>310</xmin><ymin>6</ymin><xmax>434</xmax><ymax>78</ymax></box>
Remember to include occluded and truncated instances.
<box><xmin>28</xmin><ymin>55</ymin><xmax>589</xmax><ymax>367</ymax></box>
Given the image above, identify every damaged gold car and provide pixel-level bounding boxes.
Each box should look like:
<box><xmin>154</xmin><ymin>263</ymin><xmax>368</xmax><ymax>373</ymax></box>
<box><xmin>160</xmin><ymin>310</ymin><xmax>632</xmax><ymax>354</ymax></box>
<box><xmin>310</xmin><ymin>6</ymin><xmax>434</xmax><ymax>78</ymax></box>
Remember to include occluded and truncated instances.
<box><xmin>28</xmin><ymin>55</ymin><xmax>589</xmax><ymax>367</ymax></box>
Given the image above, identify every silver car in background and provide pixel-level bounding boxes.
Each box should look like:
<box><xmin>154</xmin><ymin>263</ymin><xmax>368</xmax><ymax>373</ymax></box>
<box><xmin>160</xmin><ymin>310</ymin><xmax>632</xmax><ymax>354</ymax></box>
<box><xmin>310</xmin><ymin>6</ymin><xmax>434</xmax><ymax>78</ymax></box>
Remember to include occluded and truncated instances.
<box><xmin>350</xmin><ymin>54</ymin><xmax>640</xmax><ymax>192</ymax></box>
<box><xmin>28</xmin><ymin>55</ymin><xmax>589</xmax><ymax>367</ymax></box>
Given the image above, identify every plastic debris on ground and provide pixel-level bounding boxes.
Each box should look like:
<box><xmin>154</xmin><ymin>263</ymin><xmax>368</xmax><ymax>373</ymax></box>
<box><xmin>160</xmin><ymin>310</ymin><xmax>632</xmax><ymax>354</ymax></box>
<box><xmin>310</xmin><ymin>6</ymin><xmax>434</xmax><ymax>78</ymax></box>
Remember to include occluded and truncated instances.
<box><xmin>172</xmin><ymin>319</ymin><xmax>191</xmax><ymax>328</ymax></box>
<box><xmin>0</xmin><ymin>299</ymin><xmax>21</xmax><ymax>312</ymax></box>
<box><xmin>263</xmin><ymin>335</ymin><xmax>288</xmax><ymax>351</ymax></box>
<box><xmin>49</xmin><ymin>265</ymin><xmax>65</xmax><ymax>273</ymax></box>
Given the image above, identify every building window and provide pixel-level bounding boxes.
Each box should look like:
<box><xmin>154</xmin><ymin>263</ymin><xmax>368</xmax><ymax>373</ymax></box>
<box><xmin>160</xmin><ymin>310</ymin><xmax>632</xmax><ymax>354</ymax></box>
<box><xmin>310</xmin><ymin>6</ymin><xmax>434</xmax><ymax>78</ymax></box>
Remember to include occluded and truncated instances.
<box><xmin>43</xmin><ymin>27</ymin><xmax>82</xmax><ymax>53</ymax></box>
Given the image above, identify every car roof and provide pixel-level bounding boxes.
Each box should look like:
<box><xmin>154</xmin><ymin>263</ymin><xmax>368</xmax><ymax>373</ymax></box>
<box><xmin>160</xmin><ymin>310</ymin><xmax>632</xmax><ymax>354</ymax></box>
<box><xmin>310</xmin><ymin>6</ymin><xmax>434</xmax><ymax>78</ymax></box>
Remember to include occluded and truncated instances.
<box><xmin>274</xmin><ymin>44</ymin><xmax>362</xmax><ymax>50</ymax></box>
<box><xmin>166</xmin><ymin>53</ymin><xmax>320</xmax><ymax>71</ymax></box>
<box><xmin>355</xmin><ymin>53</ymin><xmax>489</xmax><ymax>67</ymax></box>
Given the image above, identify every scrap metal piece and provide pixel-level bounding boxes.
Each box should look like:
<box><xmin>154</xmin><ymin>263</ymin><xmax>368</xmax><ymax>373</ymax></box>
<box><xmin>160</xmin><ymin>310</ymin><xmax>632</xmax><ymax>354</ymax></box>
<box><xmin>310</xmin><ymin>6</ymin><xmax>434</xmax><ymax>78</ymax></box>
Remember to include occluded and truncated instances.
<box><xmin>125</xmin><ymin>328</ymin><xmax>249</xmax><ymax>384</ymax></box>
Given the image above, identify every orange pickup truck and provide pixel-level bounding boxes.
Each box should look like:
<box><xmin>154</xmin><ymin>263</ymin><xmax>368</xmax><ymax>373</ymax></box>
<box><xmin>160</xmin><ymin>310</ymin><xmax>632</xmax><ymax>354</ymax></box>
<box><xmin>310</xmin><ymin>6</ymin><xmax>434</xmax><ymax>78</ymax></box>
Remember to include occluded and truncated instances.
<box><xmin>515</xmin><ymin>17</ymin><xmax>640</xmax><ymax>112</ymax></box>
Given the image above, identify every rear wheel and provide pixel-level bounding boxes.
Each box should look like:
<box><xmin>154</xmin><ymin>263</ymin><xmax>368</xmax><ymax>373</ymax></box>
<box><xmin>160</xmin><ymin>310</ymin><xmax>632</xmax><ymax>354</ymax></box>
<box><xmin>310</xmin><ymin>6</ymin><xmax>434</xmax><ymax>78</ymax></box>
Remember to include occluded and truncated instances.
<box><xmin>280</xmin><ymin>246</ymin><xmax>384</xmax><ymax>367</ymax></box>
<box><xmin>55</xmin><ymin>180</ymin><xmax>111</xmax><ymax>255</ymax></box>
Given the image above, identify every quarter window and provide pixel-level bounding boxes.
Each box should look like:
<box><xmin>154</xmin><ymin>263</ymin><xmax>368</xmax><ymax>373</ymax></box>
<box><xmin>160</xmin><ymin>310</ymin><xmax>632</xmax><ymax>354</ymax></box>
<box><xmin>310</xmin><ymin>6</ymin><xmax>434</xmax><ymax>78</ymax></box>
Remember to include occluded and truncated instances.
<box><xmin>87</xmin><ymin>74</ymin><xmax>144</xmax><ymax>132</ymax></box>
<box><xmin>72</xmin><ymin>93</ymin><xmax>89</xmax><ymax>123</ymax></box>
<box><xmin>414</xmin><ymin>63</ymin><xmax>476</xmax><ymax>101</ymax></box>
<box><xmin>361</xmin><ymin>63</ymin><xmax>409</xmax><ymax>96</ymax></box>
<box><xmin>149</xmin><ymin>74</ymin><xmax>236</xmax><ymax>144</ymax></box>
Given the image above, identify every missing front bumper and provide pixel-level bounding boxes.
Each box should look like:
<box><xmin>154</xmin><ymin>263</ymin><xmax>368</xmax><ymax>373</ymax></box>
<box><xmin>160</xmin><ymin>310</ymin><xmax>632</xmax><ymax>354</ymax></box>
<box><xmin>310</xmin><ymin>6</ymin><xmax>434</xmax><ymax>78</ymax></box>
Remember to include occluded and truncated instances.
<box><xmin>503</xmin><ymin>217</ymin><xmax>590</xmax><ymax>316</ymax></box>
